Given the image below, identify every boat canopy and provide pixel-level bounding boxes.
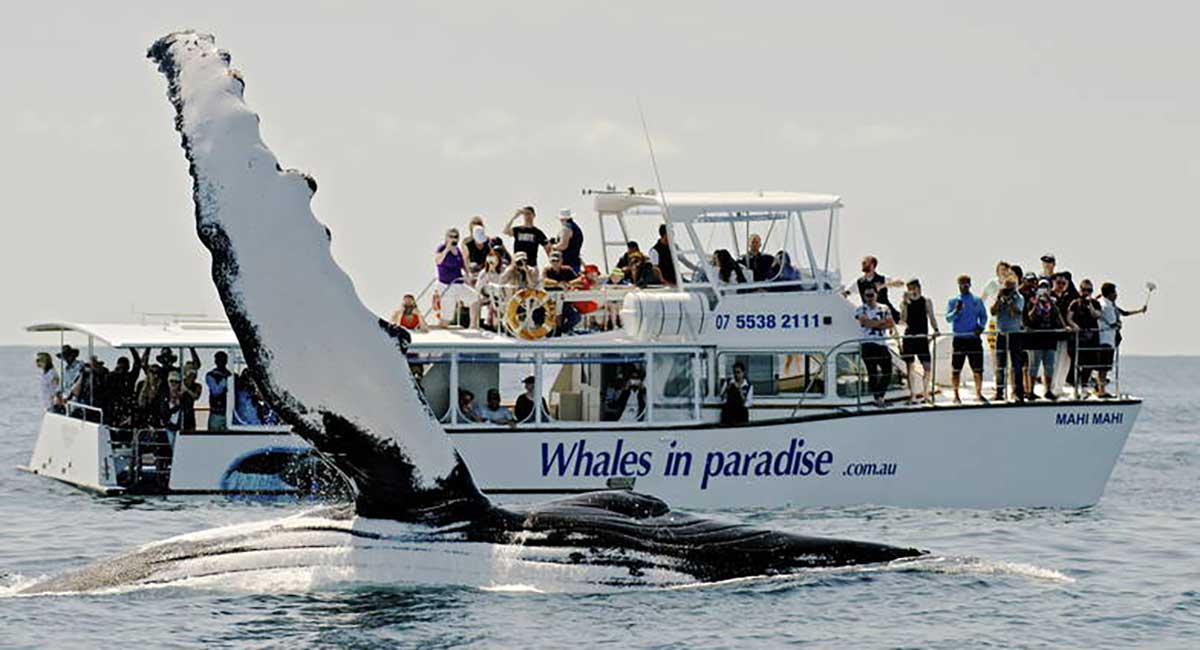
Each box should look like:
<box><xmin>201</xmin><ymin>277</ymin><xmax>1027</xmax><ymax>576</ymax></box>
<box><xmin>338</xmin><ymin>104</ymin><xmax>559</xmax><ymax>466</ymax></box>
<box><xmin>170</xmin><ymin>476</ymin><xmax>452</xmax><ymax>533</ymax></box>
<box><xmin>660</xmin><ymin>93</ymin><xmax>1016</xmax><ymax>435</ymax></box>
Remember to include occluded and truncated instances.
<box><xmin>26</xmin><ymin>321</ymin><xmax>237</xmax><ymax>349</ymax></box>
<box><xmin>593</xmin><ymin>190</ymin><xmax>842</xmax><ymax>221</ymax></box>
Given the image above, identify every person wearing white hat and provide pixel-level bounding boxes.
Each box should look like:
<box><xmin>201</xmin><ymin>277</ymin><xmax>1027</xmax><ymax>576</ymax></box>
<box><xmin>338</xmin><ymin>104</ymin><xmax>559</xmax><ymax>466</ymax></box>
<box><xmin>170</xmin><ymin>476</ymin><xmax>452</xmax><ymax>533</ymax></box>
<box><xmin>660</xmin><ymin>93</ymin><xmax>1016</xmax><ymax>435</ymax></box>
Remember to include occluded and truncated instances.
<box><xmin>553</xmin><ymin>207</ymin><xmax>585</xmax><ymax>272</ymax></box>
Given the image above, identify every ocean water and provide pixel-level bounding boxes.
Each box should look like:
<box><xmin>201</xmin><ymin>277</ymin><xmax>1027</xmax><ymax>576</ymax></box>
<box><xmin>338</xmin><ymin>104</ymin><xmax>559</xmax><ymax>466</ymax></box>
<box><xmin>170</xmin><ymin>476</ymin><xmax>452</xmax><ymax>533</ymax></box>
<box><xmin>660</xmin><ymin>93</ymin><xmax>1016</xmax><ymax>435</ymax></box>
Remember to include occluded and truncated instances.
<box><xmin>1</xmin><ymin>345</ymin><xmax>1197</xmax><ymax>649</ymax></box>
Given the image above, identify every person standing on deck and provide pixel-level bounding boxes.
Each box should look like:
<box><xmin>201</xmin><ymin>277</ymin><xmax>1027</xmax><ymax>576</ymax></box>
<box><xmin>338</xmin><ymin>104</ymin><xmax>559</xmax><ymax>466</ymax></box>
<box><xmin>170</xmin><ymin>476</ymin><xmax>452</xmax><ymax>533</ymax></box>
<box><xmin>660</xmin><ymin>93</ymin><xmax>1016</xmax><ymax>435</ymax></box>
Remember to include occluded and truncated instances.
<box><xmin>205</xmin><ymin>351</ymin><xmax>232</xmax><ymax>431</ymax></box>
<box><xmin>35</xmin><ymin>352</ymin><xmax>60</xmax><ymax>412</ymax></box>
<box><xmin>946</xmin><ymin>274</ymin><xmax>988</xmax><ymax>404</ymax></box>
<box><xmin>1095</xmin><ymin>282</ymin><xmax>1148</xmax><ymax>398</ymax></box>
<box><xmin>553</xmin><ymin>208</ymin><xmax>585</xmax><ymax>273</ymax></box>
<box><xmin>990</xmin><ymin>274</ymin><xmax>1026</xmax><ymax>402</ymax></box>
<box><xmin>856</xmin><ymin>287</ymin><xmax>895</xmax><ymax>407</ymax></box>
<box><xmin>57</xmin><ymin>345</ymin><xmax>83</xmax><ymax>406</ymax></box>
<box><xmin>432</xmin><ymin>228</ymin><xmax>479</xmax><ymax>328</ymax></box>
<box><xmin>504</xmin><ymin>206</ymin><xmax>552</xmax><ymax>268</ymax></box>
<box><xmin>1066</xmin><ymin>279</ymin><xmax>1103</xmax><ymax>397</ymax></box>
<box><xmin>854</xmin><ymin>256</ymin><xmax>904</xmax><ymax>320</ymax></box>
<box><xmin>899</xmin><ymin>279</ymin><xmax>939</xmax><ymax>403</ymax></box>
<box><xmin>649</xmin><ymin>224</ymin><xmax>678</xmax><ymax>286</ymax></box>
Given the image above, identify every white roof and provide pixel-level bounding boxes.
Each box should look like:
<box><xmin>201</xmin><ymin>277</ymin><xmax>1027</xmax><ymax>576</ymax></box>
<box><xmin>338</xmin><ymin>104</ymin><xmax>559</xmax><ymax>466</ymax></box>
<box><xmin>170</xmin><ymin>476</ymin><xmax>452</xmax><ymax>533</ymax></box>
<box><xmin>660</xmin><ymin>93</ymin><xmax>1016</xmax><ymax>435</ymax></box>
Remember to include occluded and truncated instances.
<box><xmin>593</xmin><ymin>191</ymin><xmax>842</xmax><ymax>220</ymax></box>
<box><xmin>26</xmin><ymin>321</ymin><xmax>239</xmax><ymax>349</ymax></box>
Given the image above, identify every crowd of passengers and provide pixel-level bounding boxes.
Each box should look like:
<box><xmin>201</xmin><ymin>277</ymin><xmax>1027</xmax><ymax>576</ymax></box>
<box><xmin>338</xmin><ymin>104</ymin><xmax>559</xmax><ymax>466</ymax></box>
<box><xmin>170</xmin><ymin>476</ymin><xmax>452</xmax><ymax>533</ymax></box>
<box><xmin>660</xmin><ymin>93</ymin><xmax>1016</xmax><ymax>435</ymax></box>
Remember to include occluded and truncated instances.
<box><xmin>850</xmin><ymin>253</ymin><xmax>1148</xmax><ymax>408</ymax></box>
<box><xmin>394</xmin><ymin>206</ymin><xmax>806</xmax><ymax>336</ymax></box>
<box><xmin>35</xmin><ymin>346</ymin><xmax>279</xmax><ymax>442</ymax></box>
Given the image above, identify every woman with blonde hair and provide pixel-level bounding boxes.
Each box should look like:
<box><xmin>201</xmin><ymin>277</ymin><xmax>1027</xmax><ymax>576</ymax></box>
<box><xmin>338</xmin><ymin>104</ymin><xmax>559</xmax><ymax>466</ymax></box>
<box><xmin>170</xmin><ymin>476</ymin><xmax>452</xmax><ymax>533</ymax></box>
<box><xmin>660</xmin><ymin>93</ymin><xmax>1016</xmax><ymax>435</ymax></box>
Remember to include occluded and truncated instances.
<box><xmin>35</xmin><ymin>352</ymin><xmax>60</xmax><ymax>411</ymax></box>
<box><xmin>390</xmin><ymin>294</ymin><xmax>429</xmax><ymax>333</ymax></box>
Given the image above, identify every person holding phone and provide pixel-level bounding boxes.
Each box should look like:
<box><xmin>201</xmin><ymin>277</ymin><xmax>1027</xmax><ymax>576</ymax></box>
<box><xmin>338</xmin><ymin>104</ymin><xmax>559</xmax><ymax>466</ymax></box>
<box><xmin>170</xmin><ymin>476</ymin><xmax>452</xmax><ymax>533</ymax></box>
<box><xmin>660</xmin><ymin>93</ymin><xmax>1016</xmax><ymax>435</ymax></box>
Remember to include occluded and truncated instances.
<box><xmin>946</xmin><ymin>274</ymin><xmax>988</xmax><ymax>404</ymax></box>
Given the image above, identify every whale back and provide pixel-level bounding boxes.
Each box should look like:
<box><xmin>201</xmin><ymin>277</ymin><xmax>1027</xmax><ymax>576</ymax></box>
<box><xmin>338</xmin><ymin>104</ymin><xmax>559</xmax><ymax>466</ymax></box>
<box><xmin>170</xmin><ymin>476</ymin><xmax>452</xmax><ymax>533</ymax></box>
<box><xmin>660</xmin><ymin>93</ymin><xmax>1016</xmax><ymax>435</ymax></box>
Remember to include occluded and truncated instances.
<box><xmin>147</xmin><ymin>32</ymin><xmax>486</xmax><ymax>521</ymax></box>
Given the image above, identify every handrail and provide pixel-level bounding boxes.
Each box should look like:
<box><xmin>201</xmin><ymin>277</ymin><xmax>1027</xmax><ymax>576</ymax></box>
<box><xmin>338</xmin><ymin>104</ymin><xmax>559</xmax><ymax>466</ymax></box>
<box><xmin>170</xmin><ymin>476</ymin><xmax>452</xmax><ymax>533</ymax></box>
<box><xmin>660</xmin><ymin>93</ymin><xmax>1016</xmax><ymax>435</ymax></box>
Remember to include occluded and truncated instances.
<box><xmin>64</xmin><ymin>401</ymin><xmax>104</xmax><ymax>424</ymax></box>
<box><xmin>796</xmin><ymin>326</ymin><xmax>1125</xmax><ymax>414</ymax></box>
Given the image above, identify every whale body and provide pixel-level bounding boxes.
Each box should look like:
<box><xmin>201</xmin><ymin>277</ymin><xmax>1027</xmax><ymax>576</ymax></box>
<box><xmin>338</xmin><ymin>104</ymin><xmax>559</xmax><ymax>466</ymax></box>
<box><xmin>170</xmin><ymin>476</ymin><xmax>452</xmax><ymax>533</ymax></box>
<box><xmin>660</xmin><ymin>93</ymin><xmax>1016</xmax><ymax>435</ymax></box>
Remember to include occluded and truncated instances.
<box><xmin>21</xmin><ymin>32</ymin><xmax>921</xmax><ymax>595</ymax></box>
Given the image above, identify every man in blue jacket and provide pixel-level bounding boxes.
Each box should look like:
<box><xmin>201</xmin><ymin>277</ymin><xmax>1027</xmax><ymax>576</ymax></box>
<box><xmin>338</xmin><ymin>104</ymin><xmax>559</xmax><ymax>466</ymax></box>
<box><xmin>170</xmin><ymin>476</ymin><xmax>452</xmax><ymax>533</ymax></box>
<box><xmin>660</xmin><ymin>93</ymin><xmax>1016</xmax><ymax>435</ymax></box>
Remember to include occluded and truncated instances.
<box><xmin>946</xmin><ymin>274</ymin><xmax>988</xmax><ymax>404</ymax></box>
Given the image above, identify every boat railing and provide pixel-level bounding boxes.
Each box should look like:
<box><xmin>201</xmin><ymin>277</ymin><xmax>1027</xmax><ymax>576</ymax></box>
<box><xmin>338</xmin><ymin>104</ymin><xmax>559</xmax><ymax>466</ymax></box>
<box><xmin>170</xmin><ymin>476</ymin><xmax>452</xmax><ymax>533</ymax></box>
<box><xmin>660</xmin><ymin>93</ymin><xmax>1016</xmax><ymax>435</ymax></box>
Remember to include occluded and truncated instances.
<box><xmin>798</xmin><ymin>328</ymin><xmax>1123</xmax><ymax>414</ymax></box>
<box><xmin>63</xmin><ymin>401</ymin><xmax>104</xmax><ymax>424</ymax></box>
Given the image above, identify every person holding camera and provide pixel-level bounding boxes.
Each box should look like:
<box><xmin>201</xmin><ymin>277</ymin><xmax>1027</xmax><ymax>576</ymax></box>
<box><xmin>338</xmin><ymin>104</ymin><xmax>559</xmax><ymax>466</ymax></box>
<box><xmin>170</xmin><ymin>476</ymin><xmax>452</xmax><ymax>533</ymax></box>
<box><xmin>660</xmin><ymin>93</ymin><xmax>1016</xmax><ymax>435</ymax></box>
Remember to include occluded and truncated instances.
<box><xmin>990</xmin><ymin>274</ymin><xmax>1026</xmax><ymax>401</ymax></box>
<box><xmin>946</xmin><ymin>274</ymin><xmax>988</xmax><ymax>404</ymax></box>
<box><xmin>433</xmin><ymin>227</ymin><xmax>478</xmax><ymax>328</ymax></box>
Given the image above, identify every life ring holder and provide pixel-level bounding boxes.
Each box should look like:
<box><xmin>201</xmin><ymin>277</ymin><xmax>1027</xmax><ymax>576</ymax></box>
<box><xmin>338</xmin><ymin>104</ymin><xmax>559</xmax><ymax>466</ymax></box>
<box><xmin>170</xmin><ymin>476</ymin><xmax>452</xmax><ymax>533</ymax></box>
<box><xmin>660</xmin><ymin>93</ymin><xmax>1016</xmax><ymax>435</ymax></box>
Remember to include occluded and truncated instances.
<box><xmin>504</xmin><ymin>289</ymin><xmax>558</xmax><ymax>340</ymax></box>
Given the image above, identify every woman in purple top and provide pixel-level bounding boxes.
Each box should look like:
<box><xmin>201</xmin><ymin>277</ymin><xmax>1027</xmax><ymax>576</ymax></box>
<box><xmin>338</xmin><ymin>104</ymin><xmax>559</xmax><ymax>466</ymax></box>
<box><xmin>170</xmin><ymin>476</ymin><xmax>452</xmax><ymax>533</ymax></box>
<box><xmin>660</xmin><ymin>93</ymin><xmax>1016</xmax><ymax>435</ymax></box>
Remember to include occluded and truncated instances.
<box><xmin>433</xmin><ymin>228</ymin><xmax>479</xmax><ymax>328</ymax></box>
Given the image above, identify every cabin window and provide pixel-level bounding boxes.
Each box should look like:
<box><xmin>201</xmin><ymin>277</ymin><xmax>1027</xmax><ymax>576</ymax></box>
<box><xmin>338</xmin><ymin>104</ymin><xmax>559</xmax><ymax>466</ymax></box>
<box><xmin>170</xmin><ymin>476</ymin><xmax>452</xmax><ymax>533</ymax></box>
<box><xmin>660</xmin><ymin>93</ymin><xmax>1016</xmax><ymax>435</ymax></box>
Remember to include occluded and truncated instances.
<box><xmin>407</xmin><ymin>352</ymin><xmax>453</xmax><ymax>422</ymax></box>
<box><xmin>717</xmin><ymin>352</ymin><xmax>826</xmax><ymax>397</ymax></box>
<box><xmin>542</xmin><ymin>352</ymin><xmax>647</xmax><ymax>423</ymax></box>
<box><xmin>834</xmin><ymin>350</ymin><xmax>906</xmax><ymax>398</ymax></box>
<box><xmin>455</xmin><ymin>352</ymin><xmax>537</xmax><ymax>425</ymax></box>
<box><xmin>651</xmin><ymin>352</ymin><xmax>702</xmax><ymax>422</ymax></box>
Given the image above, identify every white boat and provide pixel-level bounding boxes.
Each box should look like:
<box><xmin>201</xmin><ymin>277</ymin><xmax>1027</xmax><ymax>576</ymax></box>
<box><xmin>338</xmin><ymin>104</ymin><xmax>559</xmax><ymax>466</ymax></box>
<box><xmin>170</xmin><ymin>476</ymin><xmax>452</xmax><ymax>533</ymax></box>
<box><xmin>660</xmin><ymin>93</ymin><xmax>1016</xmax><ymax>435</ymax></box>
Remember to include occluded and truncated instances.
<box><xmin>24</xmin><ymin>189</ymin><xmax>1140</xmax><ymax>507</ymax></box>
<box><xmin>21</xmin><ymin>320</ymin><xmax>343</xmax><ymax>496</ymax></box>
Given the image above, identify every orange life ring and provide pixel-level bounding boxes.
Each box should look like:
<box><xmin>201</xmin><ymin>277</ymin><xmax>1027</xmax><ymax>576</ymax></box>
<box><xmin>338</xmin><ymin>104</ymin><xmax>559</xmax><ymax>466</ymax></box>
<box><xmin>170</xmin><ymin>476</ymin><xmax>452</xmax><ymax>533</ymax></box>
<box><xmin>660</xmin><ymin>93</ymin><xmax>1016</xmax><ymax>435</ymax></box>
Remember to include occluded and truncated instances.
<box><xmin>505</xmin><ymin>289</ymin><xmax>558</xmax><ymax>340</ymax></box>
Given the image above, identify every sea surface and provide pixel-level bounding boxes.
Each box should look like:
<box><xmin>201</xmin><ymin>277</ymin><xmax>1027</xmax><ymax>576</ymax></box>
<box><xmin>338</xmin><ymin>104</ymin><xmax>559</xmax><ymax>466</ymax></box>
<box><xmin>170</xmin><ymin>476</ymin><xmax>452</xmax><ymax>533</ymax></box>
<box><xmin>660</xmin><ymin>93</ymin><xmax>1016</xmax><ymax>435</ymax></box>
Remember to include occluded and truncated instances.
<box><xmin>1</xmin><ymin>346</ymin><xmax>1197</xmax><ymax>649</ymax></box>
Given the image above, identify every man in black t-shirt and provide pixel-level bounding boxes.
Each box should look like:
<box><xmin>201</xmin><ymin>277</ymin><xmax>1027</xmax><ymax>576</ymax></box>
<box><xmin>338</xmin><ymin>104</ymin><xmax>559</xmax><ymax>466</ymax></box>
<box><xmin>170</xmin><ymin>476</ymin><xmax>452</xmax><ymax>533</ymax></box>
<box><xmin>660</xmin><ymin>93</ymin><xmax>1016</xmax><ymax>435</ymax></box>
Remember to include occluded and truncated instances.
<box><xmin>854</xmin><ymin>255</ymin><xmax>902</xmax><ymax>320</ymax></box>
<box><xmin>504</xmin><ymin>206</ymin><xmax>551</xmax><ymax>267</ymax></box>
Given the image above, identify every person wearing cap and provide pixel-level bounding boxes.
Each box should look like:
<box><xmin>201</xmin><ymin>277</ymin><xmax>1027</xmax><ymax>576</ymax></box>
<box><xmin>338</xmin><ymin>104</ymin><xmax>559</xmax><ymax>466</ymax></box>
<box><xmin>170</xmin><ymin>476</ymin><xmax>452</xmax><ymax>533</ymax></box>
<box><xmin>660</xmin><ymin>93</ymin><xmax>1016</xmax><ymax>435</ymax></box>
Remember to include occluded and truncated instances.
<box><xmin>945</xmin><ymin>274</ymin><xmax>988</xmax><ymax>404</ymax></box>
<box><xmin>552</xmin><ymin>208</ymin><xmax>585</xmax><ymax>272</ymax></box>
<box><xmin>499</xmin><ymin>250</ymin><xmax>540</xmax><ymax>290</ymax></box>
<box><xmin>1095</xmin><ymin>282</ymin><xmax>1148</xmax><ymax>397</ymax></box>
<box><xmin>204</xmin><ymin>351</ymin><xmax>232</xmax><ymax>430</ymax></box>
<box><xmin>477</xmin><ymin>388</ymin><xmax>515</xmax><ymax>426</ymax></box>
<box><xmin>433</xmin><ymin>227</ymin><xmax>479</xmax><ymax>328</ymax></box>
<box><xmin>514</xmin><ymin>375</ymin><xmax>547</xmax><ymax>424</ymax></box>
<box><xmin>543</xmin><ymin>251</ymin><xmax>584</xmax><ymax>335</ymax></box>
<box><xmin>464</xmin><ymin>216</ymin><xmax>492</xmax><ymax>273</ymax></box>
<box><xmin>1039</xmin><ymin>253</ymin><xmax>1057</xmax><ymax>283</ymax></box>
<box><xmin>162</xmin><ymin>370</ymin><xmax>196</xmax><ymax>445</ymax></box>
<box><xmin>504</xmin><ymin>206</ymin><xmax>551</xmax><ymax>267</ymax></box>
<box><xmin>899</xmin><ymin>278</ymin><xmax>940</xmax><ymax>403</ymax></box>
<box><xmin>35</xmin><ymin>352</ymin><xmax>60</xmax><ymax>412</ymax></box>
<box><xmin>56</xmin><ymin>345</ymin><xmax>83</xmax><ymax>404</ymax></box>
<box><xmin>616</xmin><ymin>241</ymin><xmax>641</xmax><ymax>277</ymax></box>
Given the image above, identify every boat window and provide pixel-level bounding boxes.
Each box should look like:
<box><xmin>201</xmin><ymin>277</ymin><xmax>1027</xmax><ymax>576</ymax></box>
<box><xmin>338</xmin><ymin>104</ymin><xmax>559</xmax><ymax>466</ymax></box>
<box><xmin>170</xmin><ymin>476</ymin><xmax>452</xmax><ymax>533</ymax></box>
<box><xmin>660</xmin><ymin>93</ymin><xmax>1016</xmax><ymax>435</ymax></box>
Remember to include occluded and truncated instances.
<box><xmin>407</xmin><ymin>352</ymin><xmax>453</xmax><ymax>422</ymax></box>
<box><xmin>834</xmin><ymin>351</ymin><xmax>907</xmax><ymax>398</ymax></box>
<box><xmin>542</xmin><ymin>352</ymin><xmax>646</xmax><ymax>423</ymax></box>
<box><xmin>651</xmin><ymin>352</ymin><xmax>702</xmax><ymax>422</ymax></box>
<box><xmin>717</xmin><ymin>352</ymin><xmax>826</xmax><ymax>397</ymax></box>
<box><xmin>456</xmin><ymin>351</ymin><xmax>537</xmax><ymax>425</ymax></box>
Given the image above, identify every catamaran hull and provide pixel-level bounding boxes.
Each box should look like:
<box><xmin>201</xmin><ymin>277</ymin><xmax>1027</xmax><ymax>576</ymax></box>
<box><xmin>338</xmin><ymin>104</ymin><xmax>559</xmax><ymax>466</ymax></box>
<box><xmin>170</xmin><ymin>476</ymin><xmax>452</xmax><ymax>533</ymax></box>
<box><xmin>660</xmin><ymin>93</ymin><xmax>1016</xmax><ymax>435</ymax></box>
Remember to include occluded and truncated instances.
<box><xmin>450</xmin><ymin>400</ymin><xmax>1140</xmax><ymax>509</ymax></box>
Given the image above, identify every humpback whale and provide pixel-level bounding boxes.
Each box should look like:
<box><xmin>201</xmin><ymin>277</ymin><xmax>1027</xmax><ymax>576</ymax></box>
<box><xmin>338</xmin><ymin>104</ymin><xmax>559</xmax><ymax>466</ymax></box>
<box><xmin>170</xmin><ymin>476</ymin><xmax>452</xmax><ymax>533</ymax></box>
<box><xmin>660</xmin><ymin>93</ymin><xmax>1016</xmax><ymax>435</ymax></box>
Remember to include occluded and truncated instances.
<box><xmin>21</xmin><ymin>32</ymin><xmax>922</xmax><ymax>594</ymax></box>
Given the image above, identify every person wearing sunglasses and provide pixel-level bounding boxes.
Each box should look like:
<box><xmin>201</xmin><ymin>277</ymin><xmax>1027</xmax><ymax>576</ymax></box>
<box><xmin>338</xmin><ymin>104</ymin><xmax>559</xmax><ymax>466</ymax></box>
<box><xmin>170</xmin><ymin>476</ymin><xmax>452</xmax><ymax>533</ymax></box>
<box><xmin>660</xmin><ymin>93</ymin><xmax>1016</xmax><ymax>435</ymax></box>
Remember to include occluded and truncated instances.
<box><xmin>433</xmin><ymin>227</ymin><xmax>479</xmax><ymax>328</ymax></box>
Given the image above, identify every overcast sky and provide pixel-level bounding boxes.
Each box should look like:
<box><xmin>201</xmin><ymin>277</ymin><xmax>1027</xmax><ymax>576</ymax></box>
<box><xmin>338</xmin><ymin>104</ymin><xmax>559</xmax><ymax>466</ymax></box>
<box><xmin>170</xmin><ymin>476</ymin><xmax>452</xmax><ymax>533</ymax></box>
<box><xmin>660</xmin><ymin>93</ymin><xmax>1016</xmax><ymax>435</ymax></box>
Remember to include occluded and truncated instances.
<box><xmin>2</xmin><ymin>2</ymin><xmax>1195</xmax><ymax>354</ymax></box>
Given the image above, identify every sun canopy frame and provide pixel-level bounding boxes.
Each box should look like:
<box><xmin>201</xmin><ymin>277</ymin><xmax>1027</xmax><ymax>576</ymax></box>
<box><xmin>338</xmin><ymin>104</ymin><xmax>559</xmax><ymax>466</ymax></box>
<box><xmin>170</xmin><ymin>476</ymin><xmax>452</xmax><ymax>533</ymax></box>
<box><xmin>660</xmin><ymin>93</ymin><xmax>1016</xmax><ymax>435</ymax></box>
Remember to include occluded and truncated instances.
<box><xmin>26</xmin><ymin>321</ymin><xmax>238</xmax><ymax>349</ymax></box>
